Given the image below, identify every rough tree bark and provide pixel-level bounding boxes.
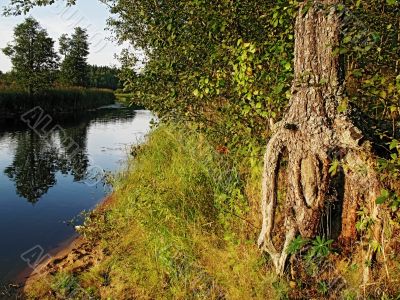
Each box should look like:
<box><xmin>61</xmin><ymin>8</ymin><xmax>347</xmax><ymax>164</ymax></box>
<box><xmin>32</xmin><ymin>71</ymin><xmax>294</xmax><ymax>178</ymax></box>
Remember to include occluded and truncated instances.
<box><xmin>258</xmin><ymin>0</ymin><xmax>382</xmax><ymax>279</ymax></box>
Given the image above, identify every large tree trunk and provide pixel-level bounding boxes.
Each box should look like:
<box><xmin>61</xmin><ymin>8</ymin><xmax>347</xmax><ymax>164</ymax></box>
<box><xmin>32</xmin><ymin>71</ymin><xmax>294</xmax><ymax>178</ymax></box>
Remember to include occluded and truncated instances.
<box><xmin>258</xmin><ymin>0</ymin><xmax>382</xmax><ymax>278</ymax></box>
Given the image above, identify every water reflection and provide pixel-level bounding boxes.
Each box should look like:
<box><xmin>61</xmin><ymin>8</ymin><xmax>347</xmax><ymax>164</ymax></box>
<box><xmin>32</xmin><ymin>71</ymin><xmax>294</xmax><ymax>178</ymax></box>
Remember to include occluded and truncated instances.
<box><xmin>1</xmin><ymin>108</ymin><xmax>137</xmax><ymax>204</ymax></box>
<box><xmin>59</xmin><ymin>122</ymin><xmax>90</xmax><ymax>182</ymax></box>
<box><xmin>0</xmin><ymin>107</ymin><xmax>153</xmax><ymax>283</ymax></box>
<box><xmin>4</xmin><ymin>131</ymin><xmax>59</xmax><ymax>203</ymax></box>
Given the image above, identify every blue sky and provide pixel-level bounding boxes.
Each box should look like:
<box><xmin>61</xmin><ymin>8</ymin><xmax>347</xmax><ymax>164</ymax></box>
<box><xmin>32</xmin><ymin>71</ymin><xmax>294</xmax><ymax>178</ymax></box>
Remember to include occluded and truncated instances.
<box><xmin>0</xmin><ymin>0</ymin><xmax>122</xmax><ymax>72</ymax></box>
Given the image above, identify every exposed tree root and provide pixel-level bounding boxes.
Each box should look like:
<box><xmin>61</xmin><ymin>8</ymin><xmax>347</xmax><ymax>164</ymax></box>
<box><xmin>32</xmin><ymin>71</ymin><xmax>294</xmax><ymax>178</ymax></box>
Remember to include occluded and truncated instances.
<box><xmin>258</xmin><ymin>1</ymin><xmax>383</xmax><ymax>281</ymax></box>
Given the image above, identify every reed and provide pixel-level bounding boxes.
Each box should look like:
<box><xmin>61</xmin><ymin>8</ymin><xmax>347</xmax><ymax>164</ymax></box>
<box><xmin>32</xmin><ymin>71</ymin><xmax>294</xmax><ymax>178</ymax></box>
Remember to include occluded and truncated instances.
<box><xmin>0</xmin><ymin>87</ymin><xmax>115</xmax><ymax>117</ymax></box>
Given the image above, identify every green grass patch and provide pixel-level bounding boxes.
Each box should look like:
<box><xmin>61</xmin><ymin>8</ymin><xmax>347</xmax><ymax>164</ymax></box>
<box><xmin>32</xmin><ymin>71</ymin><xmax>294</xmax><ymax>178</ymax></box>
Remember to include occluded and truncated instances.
<box><xmin>24</xmin><ymin>124</ymin><xmax>400</xmax><ymax>299</ymax></box>
<box><xmin>25</xmin><ymin>125</ymin><xmax>281</xmax><ymax>299</ymax></box>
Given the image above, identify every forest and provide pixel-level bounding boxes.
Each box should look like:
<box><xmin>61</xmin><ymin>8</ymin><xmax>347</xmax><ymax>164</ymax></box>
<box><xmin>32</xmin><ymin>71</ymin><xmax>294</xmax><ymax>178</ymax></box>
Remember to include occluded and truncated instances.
<box><xmin>0</xmin><ymin>17</ymin><xmax>120</xmax><ymax>117</ymax></box>
<box><xmin>2</xmin><ymin>0</ymin><xmax>400</xmax><ymax>299</ymax></box>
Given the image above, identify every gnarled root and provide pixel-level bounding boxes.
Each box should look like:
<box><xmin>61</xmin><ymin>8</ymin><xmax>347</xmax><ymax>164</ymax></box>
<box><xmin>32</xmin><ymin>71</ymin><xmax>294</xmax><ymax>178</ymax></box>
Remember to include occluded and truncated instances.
<box><xmin>257</xmin><ymin>133</ymin><xmax>298</xmax><ymax>274</ymax></box>
<box><xmin>258</xmin><ymin>119</ymin><xmax>383</xmax><ymax>281</ymax></box>
<box><xmin>258</xmin><ymin>127</ymin><xmax>333</xmax><ymax>274</ymax></box>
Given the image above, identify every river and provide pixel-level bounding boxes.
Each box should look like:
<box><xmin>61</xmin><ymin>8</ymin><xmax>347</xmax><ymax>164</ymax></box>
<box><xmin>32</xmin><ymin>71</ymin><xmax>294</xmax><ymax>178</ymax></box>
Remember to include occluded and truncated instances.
<box><xmin>0</xmin><ymin>107</ymin><xmax>153</xmax><ymax>283</ymax></box>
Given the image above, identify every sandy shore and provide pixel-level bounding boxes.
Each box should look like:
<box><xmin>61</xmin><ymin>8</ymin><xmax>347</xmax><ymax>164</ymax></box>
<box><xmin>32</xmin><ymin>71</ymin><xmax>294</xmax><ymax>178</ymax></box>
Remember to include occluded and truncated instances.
<box><xmin>18</xmin><ymin>194</ymin><xmax>116</xmax><ymax>295</ymax></box>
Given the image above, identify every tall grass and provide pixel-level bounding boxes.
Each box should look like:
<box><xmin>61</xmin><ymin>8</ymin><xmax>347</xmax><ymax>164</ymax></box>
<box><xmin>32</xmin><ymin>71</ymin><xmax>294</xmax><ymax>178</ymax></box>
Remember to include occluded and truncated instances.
<box><xmin>0</xmin><ymin>87</ymin><xmax>115</xmax><ymax>117</ymax></box>
<box><xmin>23</xmin><ymin>125</ymin><xmax>400</xmax><ymax>299</ymax></box>
<box><xmin>25</xmin><ymin>125</ymin><xmax>283</xmax><ymax>300</ymax></box>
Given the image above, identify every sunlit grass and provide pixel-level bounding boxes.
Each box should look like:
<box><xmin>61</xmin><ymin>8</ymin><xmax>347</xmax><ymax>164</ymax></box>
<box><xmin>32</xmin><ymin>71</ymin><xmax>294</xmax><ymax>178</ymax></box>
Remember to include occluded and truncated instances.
<box><xmin>22</xmin><ymin>125</ymin><xmax>400</xmax><ymax>299</ymax></box>
<box><xmin>24</xmin><ymin>125</ymin><xmax>281</xmax><ymax>299</ymax></box>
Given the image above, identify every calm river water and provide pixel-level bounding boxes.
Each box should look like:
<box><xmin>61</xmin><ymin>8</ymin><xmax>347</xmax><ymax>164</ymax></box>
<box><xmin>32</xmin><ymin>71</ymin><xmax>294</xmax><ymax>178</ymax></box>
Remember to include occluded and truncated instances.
<box><xmin>0</xmin><ymin>107</ymin><xmax>153</xmax><ymax>283</ymax></box>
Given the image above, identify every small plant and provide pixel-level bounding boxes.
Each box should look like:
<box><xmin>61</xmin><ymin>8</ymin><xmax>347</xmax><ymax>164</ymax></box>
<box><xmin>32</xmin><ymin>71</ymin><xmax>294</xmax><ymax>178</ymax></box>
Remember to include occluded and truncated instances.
<box><xmin>355</xmin><ymin>208</ymin><xmax>374</xmax><ymax>232</ymax></box>
<box><xmin>376</xmin><ymin>189</ymin><xmax>400</xmax><ymax>212</ymax></box>
<box><xmin>364</xmin><ymin>259</ymin><xmax>372</xmax><ymax>268</ymax></box>
<box><xmin>287</xmin><ymin>235</ymin><xmax>309</xmax><ymax>255</ymax></box>
<box><xmin>329</xmin><ymin>159</ymin><xmax>341</xmax><ymax>176</ymax></box>
<box><xmin>348</xmin><ymin>263</ymin><xmax>359</xmax><ymax>272</ymax></box>
<box><xmin>370</xmin><ymin>239</ymin><xmax>382</xmax><ymax>253</ymax></box>
<box><xmin>317</xmin><ymin>281</ymin><xmax>329</xmax><ymax>296</ymax></box>
<box><xmin>342</xmin><ymin>289</ymin><xmax>358</xmax><ymax>300</ymax></box>
<box><xmin>51</xmin><ymin>272</ymin><xmax>79</xmax><ymax>298</ymax></box>
<box><xmin>306</xmin><ymin>236</ymin><xmax>333</xmax><ymax>261</ymax></box>
<box><xmin>272</xmin><ymin>279</ymin><xmax>289</xmax><ymax>300</ymax></box>
<box><xmin>378</xmin><ymin>139</ymin><xmax>400</xmax><ymax>180</ymax></box>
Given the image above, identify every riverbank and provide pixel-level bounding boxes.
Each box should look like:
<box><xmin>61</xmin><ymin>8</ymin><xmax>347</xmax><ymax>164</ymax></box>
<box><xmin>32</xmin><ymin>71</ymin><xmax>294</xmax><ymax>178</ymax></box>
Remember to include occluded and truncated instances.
<box><xmin>20</xmin><ymin>125</ymin><xmax>400</xmax><ymax>299</ymax></box>
<box><xmin>21</xmin><ymin>125</ymin><xmax>284</xmax><ymax>299</ymax></box>
<box><xmin>0</xmin><ymin>87</ymin><xmax>115</xmax><ymax>119</ymax></box>
<box><xmin>21</xmin><ymin>194</ymin><xmax>117</xmax><ymax>296</ymax></box>
<box><xmin>0</xmin><ymin>108</ymin><xmax>153</xmax><ymax>297</ymax></box>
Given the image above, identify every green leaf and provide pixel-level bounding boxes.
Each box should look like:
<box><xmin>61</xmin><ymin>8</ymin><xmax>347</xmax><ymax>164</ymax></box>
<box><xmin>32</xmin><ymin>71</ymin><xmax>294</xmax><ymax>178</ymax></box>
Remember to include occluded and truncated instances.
<box><xmin>343</xmin><ymin>35</ymin><xmax>352</xmax><ymax>44</ymax></box>
<box><xmin>370</xmin><ymin>240</ymin><xmax>381</xmax><ymax>253</ymax></box>
<box><xmin>371</xmin><ymin>32</ymin><xmax>381</xmax><ymax>43</ymax></box>
<box><xmin>352</xmin><ymin>69</ymin><xmax>363</xmax><ymax>78</ymax></box>
<box><xmin>376</xmin><ymin>189</ymin><xmax>390</xmax><ymax>204</ymax></box>
<box><xmin>287</xmin><ymin>236</ymin><xmax>309</xmax><ymax>255</ymax></box>
<box><xmin>329</xmin><ymin>160</ymin><xmax>340</xmax><ymax>176</ymax></box>
<box><xmin>389</xmin><ymin>139</ymin><xmax>398</xmax><ymax>150</ymax></box>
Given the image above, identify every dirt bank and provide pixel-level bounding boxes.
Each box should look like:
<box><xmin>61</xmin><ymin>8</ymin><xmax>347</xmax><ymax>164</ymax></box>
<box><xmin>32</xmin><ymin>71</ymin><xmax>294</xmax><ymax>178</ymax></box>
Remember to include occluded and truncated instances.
<box><xmin>20</xmin><ymin>194</ymin><xmax>116</xmax><ymax>297</ymax></box>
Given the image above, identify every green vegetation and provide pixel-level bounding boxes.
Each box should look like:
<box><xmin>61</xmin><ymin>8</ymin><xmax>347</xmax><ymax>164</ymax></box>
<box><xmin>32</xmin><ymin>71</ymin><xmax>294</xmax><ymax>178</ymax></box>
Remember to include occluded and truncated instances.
<box><xmin>4</xmin><ymin>0</ymin><xmax>400</xmax><ymax>298</ymax></box>
<box><xmin>114</xmin><ymin>91</ymin><xmax>144</xmax><ymax>108</ymax></box>
<box><xmin>114</xmin><ymin>92</ymin><xmax>134</xmax><ymax>103</ymax></box>
<box><xmin>87</xmin><ymin>65</ymin><xmax>121</xmax><ymax>90</ymax></box>
<box><xmin>114</xmin><ymin>1</ymin><xmax>295</xmax><ymax>148</ymax></box>
<box><xmin>25</xmin><ymin>125</ymin><xmax>284</xmax><ymax>299</ymax></box>
<box><xmin>0</xmin><ymin>87</ymin><xmax>115</xmax><ymax>117</ymax></box>
<box><xmin>0</xmin><ymin>18</ymin><xmax>121</xmax><ymax>115</ymax></box>
<box><xmin>108</xmin><ymin>0</ymin><xmax>399</xmax><ymax>150</ymax></box>
<box><xmin>2</xmin><ymin>17</ymin><xmax>58</xmax><ymax>95</ymax></box>
<box><xmin>25</xmin><ymin>126</ymin><xmax>400</xmax><ymax>299</ymax></box>
<box><xmin>59</xmin><ymin>27</ymin><xmax>89</xmax><ymax>87</ymax></box>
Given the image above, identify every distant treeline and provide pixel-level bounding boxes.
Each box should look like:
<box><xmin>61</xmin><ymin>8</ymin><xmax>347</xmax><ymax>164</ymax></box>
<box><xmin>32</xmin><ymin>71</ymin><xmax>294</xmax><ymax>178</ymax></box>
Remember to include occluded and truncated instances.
<box><xmin>87</xmin><ymin>65</ymin><xmax>121</xmax><ymax>90</ymax></box>
<box><xmin>0</xmin><ymin>18</ymin><xmax>120</xmax><ymax>117</ymax></box>
<box><xmin>1</xmin><ymin>18</ymin><xmax>124</xmax><ymax>93</ymax></box>
<box><xmin>0</xmin><ymin>87</ymin><xmax>115</xmax><ymax>119</ymax></box>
